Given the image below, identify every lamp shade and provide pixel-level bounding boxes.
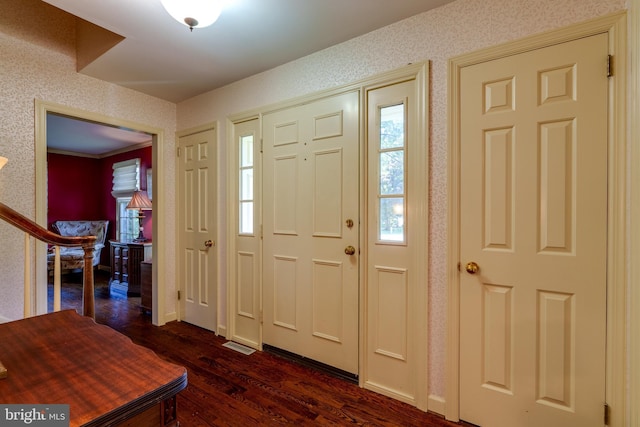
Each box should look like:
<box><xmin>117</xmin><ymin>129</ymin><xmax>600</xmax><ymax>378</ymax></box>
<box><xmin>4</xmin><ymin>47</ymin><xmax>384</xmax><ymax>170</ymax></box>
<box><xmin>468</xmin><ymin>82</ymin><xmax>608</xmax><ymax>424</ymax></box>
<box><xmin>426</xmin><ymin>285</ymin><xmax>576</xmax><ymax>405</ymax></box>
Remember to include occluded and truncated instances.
<box><xmin>0</xmin><ymin>156</ymin><xmax>7</xmax><ymax>170</ymax></box>
<box><xmin>160</xmin><ymin>0</ymin><xmax>224</xmax><ymax>29</ymax></box>
<box><xmin>127</xmin><ymin>190</ymin><xmax>153</xmax><ymax>210</ymax></box>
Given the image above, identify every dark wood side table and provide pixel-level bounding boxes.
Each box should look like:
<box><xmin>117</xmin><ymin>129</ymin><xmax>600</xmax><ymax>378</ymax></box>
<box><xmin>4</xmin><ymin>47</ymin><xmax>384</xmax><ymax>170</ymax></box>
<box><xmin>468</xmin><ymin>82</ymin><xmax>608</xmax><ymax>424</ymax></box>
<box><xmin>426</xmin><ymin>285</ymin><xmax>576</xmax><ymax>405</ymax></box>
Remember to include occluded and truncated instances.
<box><xmin>0</xmin><ymin>310</ymin><xmax>187</xmax><ymax>427</ymax></box>
<box><xmin>140</xmin><ymin>260</ymin><xmax>152</xmax><ymax>313</ymax></box>
<box><xmin>110</xmin><ymin>240</ymin><xmax>152</xmax><ymax>297</ymax></box>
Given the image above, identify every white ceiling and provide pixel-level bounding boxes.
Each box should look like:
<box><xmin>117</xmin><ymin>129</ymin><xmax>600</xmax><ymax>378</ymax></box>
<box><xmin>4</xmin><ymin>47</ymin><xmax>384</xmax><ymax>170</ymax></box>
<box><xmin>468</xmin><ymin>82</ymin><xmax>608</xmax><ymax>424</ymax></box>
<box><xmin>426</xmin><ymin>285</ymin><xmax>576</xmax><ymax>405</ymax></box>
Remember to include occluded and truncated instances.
<box><xmin>42</xmin><ymin>0</ymin><xmax>454</xmax><ymax>155</ymax></box>
<box><xmin>47</xmin><ymin>114</ymin><xmax>152</xmax><ymax>157</ymax></box>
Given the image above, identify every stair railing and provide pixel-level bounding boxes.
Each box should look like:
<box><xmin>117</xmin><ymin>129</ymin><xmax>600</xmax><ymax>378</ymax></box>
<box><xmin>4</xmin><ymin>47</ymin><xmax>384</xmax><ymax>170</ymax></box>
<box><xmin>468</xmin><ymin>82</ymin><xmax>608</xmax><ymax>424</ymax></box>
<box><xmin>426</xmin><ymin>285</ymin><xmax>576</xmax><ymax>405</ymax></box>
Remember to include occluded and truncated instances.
<box><xmin>0</xmin><ymin>202</ymin><xmax>96</xmax><ymax>318</ymax></box>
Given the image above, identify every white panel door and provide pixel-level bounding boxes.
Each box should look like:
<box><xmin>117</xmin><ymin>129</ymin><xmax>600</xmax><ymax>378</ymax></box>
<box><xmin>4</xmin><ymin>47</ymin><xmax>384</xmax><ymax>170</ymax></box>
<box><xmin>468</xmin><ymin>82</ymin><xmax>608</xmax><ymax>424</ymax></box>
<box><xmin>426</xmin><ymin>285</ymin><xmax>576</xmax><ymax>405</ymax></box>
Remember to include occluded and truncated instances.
<box><xmin>262</xmin><ymin>91</ymin><xmax>359</xmax><ymax>374</ymax></box>
<box><xmin>459</xmin><ymin>34</ymin><xmax>608</xmax><ymax>426</ymax></box>
<box><xmin>178</xmin><ymin>129</ymin><xmax>217</xmax><ymax>331</ymax></box>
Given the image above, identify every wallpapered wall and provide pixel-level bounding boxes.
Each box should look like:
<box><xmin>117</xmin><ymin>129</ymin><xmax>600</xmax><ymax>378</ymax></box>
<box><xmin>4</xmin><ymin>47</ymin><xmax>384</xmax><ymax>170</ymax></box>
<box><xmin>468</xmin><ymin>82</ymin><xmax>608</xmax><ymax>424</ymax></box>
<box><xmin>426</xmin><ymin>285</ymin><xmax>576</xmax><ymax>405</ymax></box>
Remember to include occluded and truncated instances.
<box><xmin>0</xmin><ymin>0</ymin><xmax>177</xmax><ymax>321</ymax></box>
<box><xmin>176</xmin><ymin>0</ymin><xmax>627</xmax><ymax>403</ymax></box>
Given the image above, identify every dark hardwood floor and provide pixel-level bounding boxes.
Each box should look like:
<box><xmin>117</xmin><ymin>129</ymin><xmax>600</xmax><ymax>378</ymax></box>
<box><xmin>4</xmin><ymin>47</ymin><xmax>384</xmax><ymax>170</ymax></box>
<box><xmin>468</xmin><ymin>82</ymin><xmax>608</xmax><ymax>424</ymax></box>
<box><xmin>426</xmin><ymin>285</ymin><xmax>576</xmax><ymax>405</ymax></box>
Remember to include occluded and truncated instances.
<box><xmin>49</xmin><ymin>271</ymin><xmax>466</xmax><ymax>426</ymax></box>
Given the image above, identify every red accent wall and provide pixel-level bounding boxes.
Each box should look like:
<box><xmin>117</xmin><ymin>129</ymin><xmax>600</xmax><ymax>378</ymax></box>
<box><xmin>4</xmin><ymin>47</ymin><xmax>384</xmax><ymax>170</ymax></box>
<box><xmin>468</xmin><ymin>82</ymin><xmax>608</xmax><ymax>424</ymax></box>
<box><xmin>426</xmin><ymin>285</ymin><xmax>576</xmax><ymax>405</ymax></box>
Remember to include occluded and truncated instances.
<box><xmin>47</xmin><ymin>154</ymin><xmax>104</xmax><ymax>224</ymax></box>
<box><xmin>48</xmin><ymin>146</ymin><xmax>152</xmax><ymax>267</ymax></box>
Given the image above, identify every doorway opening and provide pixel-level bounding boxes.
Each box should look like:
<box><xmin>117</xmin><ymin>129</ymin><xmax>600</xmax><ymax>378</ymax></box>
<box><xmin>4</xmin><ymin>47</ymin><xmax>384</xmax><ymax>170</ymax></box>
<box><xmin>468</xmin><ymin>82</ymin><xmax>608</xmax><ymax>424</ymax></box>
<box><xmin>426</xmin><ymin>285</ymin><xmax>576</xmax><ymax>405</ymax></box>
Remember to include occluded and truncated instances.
<box><xmin>34</xmin><ymin>100</ymin><xmax>166</xmax><ymax>325</ymax></box>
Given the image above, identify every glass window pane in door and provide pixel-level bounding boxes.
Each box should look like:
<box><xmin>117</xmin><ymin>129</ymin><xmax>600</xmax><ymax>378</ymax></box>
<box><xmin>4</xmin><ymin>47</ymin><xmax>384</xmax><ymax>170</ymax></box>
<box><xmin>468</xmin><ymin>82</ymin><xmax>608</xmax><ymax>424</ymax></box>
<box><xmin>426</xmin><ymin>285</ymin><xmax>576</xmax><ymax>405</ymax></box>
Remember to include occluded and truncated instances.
<box><xmin>379</xmin><ymin>150</ymin><xmax>404</xmax><ymax>194</ymax></box>
<box><xmin>240</xmin><ymin>201</ymin><xmax>253</xmax><ymax>234</ymax></box>
<box><xmin>379</xmin><ymin>197</ymin><xmax>404</xmax><ymax>242</ymax></box>
<box><xmin>240</xmin><ymin>135</ymin><xmax>253</xmax><ymax>167</ymax></box>
<box><xmin>380</xmin><ymin>104</ymin><xmax>405</xmax><ymax>149</ymax></box>
<box><xmin>240</xmin><ymin>168</ymin><xmax>253</xmax><ymax>200</ymax></box>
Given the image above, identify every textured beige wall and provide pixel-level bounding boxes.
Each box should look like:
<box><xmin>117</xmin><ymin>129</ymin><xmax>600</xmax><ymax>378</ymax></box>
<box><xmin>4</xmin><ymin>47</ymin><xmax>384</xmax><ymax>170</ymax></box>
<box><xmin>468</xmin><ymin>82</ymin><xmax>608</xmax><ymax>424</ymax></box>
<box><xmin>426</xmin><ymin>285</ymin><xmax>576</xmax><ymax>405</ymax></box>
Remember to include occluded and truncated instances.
<box><xmin>0</xmin><ymin>0</ymin><xmax>178</xmax><ymax>321</ymax></box>
<box><xmin>177</xmin><ymin>0</ymin><xmax>626</xmax><ymax>401</ymax></box>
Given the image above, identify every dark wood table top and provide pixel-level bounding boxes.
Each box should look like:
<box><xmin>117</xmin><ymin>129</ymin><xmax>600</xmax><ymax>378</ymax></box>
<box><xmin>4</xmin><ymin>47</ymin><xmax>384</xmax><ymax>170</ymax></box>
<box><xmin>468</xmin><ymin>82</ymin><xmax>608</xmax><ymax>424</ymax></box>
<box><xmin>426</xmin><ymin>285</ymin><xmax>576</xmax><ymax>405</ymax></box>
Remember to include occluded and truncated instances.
<box><xmin>0</xmin><ymin>310</ymin><xmax>187</xmax><ymax>427</ymax></box>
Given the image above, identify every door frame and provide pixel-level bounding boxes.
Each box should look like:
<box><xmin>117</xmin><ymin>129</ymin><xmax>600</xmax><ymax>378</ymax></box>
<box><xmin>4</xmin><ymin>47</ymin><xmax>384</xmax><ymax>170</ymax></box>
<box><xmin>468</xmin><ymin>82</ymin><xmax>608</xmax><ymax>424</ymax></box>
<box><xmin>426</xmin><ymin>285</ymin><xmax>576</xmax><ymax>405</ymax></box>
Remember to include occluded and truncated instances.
<box><xmin>226</xmin><ymin>62</ymin><xmax>429</xmax><ymax>408</ymax></box>
<box><xmin>34</xmin><ymin>100</ymin><xmax>167</xmax><ymax>325</ymax></box>
<box><xmin>630</xmin><ymin>1</ymin><xmax>640</xmax><ymax>425</ymax></box>
<box><xmin>446</xmin><ymin>12</ymin><xmax>627</xmax><ymax>425</ymax></box>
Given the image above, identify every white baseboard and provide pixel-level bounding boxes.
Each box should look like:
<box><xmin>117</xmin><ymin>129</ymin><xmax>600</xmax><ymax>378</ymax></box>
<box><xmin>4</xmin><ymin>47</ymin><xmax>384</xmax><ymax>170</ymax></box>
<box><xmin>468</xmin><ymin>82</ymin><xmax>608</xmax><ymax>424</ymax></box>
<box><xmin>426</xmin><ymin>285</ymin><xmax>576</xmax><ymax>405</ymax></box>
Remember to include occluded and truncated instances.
<box><xmin>0</xmin><ymin>315</ymin><xmax>13</xmax><ymax>324</ymax></box>
<box><xmin>427</xmin><ymin>394</ymin><xmax>446</xmax><ymax>417</ymax></box>
<box><xmin>216</xmin><ymin>325</ymin><xmax>227</xmax><ymax>338</ymax></box>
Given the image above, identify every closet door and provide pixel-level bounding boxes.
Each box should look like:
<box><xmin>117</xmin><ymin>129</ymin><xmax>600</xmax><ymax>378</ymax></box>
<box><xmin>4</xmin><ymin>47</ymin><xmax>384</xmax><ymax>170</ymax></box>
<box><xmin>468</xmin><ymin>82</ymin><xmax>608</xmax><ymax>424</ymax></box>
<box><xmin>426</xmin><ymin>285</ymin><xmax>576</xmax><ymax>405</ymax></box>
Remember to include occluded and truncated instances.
<box><xmin>178</xmin><ymin>128</ymin><xmax>217</xmax><ymax>331</ymax></box>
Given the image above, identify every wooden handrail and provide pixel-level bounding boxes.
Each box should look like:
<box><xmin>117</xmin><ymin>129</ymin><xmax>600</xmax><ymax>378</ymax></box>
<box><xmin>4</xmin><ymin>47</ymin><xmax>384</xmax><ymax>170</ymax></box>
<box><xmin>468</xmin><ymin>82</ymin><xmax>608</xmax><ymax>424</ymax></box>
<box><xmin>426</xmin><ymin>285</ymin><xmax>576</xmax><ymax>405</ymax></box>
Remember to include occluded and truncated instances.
<box><xmin>0</xmin><ymin>201</ymin><xmax>96</xmax><ymax>318</ymax></box>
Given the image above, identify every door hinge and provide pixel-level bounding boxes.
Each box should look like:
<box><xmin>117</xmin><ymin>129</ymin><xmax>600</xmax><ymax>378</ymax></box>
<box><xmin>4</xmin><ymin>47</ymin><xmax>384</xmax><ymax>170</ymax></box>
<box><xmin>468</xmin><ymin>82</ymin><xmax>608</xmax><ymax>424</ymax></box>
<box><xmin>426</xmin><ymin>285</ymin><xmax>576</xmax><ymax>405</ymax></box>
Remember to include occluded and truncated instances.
<box><xmin>260</xmin><ymin>310</ymin><xmax>263</xmax><ymax>324</ymax></box>
<box><xmin>260</xmin><ymin>138</ymin><xmax>264</xmax><ymax>154</ymax></box>
<box><xmin>604</xmin><ymin>403</ymin><xmax>610</xmax><ymax>425</ymax></box>
<box><xmin>177</xmin><ymin>290</ymin><xmax>181</xmax><ymax>300</ymax></box>
<box><xmin>607</xmin><ymin>55</ymin><xmax>613</xmax><ymax>78</ymax></box>
<box><xmin>177</xmin><ymin>146</ymin><xmax>181</xmax><ymax>157</ymax></box>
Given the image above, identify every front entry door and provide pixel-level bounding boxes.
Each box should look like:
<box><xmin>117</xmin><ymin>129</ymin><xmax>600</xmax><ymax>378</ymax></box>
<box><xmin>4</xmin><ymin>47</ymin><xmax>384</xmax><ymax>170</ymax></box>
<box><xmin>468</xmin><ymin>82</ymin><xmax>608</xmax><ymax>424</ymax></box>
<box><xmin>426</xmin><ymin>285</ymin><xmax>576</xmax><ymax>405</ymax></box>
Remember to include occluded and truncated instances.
<box><xmin>262</xmin><ymin>91</ymin><xmax>359</xmax><ymax>374</ymax></box>
<box><xmin>459</xmin><ymin>34</ymin><xmax>608</xmax><ymax>426</ymax></box>
<box><xmin>178</xmin><ymin>128</ymin><xmax>218</xmax><ymax>331</ymax></box>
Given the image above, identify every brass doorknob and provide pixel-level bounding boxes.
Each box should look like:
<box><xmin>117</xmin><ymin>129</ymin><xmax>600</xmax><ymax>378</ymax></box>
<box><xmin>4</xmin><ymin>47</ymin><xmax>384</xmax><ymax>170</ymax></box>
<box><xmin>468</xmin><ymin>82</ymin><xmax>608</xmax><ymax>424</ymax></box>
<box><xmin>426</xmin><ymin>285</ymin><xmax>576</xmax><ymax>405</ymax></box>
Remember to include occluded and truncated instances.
<box><xmin>345</xmin><ymin>245</ymin><xmax>356</xmax><ymax>255</ymax></box>
<box><xmin>204</xmin><ymin>240</ymin><xmax>214</xmax><ymax>248</ymax></box>
<box><xmin>465</xmin><ymin>262</ymin><xmax>479</xmax><ymax>274</ymax></box>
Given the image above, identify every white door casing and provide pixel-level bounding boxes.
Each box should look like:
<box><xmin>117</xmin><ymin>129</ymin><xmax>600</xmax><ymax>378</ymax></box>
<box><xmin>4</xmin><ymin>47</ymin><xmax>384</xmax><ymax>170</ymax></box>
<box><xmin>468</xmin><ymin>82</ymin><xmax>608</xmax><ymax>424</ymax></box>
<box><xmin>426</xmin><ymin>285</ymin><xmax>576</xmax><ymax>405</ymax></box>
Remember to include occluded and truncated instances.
<box><xmin>34</xmin><ymin>101</ymin><xmax>168</xmax><ymax>325</ymax></box>
<box><xmin>447</xmin><ymin>14</ymin><xmax>625</xmax><ymax>425</ymax></box>
<box><xmin>178</xmin><ymin>127</ymin><xmax>218</xmax><ymax>331</ymax></box>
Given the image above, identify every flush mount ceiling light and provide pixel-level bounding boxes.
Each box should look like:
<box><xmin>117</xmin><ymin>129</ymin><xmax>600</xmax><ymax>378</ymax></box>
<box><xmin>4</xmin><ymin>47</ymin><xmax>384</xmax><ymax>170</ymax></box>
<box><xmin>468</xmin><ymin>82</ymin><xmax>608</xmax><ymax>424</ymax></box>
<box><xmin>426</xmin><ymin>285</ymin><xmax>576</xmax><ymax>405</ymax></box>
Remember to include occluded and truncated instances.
<box><xmin>160</xmin><ymin>0</ymin><xmax>224</xmax><ymax>31</ymax></box>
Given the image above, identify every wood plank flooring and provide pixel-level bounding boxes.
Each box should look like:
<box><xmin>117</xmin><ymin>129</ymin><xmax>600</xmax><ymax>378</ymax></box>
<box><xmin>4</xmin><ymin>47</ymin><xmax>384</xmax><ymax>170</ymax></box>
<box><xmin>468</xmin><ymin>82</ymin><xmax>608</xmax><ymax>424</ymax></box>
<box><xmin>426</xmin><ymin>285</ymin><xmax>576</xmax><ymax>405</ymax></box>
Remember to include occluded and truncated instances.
<box><xmin>50</xmin><ymin>271</ymin><xmax>466</xmax><ymax>426</ymax></box>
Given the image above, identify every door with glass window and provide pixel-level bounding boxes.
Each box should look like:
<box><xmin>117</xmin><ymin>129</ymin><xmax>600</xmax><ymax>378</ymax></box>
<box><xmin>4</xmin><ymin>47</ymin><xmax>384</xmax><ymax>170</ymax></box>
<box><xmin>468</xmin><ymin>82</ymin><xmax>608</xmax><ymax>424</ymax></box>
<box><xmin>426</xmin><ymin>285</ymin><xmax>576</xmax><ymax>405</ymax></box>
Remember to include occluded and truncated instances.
<box><xmin>365</xmin><ymin>79</ymin><xmax>422</xmax><ymax>403</ymax></box>
<box><xmin>229</xmin><ymin>118</ymin><xmax>262</xmax><ymax>349</ymax></box>
<box><xmin>262</xmin><ymin>91</ymin><xmax>359</xmax><ymax>374</ymax></box>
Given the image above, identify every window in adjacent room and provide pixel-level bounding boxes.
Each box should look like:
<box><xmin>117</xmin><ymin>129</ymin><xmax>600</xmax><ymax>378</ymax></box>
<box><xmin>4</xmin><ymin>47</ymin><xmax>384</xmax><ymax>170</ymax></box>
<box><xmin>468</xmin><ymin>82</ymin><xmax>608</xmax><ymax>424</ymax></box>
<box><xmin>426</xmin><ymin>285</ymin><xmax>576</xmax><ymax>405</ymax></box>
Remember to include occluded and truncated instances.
<box><xmin>112</xmin><ymin>158</ymin><xmax>141</xmax><ymax>242</ymax></box>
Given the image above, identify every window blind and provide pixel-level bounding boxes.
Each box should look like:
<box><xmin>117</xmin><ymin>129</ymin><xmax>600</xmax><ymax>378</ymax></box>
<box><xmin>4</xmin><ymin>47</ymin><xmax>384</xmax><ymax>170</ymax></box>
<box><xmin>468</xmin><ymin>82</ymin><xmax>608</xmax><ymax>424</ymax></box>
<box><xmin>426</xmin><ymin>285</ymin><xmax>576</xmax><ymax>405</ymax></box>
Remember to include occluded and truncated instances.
<box><xmin>112</xmin><ymin>158</ymin><xmax>140</xmax><ymax>198</ymax></box>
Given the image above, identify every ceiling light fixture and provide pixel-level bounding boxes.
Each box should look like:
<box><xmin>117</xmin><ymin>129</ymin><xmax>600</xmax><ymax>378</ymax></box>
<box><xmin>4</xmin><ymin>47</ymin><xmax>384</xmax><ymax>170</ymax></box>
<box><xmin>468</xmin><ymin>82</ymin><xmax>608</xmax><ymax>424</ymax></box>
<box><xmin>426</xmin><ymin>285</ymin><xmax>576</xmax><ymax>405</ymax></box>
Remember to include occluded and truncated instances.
<box><xmin>160</xmin><ymin>0</ymin><xmax>224</xmax><ymax>31</ymax></box>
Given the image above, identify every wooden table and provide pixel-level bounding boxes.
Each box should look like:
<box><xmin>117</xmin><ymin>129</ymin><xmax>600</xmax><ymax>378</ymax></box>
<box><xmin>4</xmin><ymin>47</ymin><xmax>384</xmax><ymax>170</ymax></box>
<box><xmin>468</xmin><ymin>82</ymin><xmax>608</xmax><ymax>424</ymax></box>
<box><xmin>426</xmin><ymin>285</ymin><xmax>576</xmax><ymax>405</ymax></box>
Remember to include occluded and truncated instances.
<box><xmin>0</xmin><ymin>310</ymin><xmax>187</xmax><ymax>427</ymax></box>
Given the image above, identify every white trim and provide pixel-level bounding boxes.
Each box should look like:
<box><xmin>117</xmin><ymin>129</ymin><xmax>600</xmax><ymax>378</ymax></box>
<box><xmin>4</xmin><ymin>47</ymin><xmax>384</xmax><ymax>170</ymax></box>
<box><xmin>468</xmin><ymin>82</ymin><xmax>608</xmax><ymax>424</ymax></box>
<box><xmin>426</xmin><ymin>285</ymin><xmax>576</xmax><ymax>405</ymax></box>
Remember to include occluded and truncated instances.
<box><xmin>628</xmin><ymin>1</ymin><xmax>640</xmax><ymax>426</ymax></box>
<box><xmin>446</xmin><ymin>12</ymin><xmax>627</xmax><ymax>425</ymax></box>
<box><xmin>427</xmin><ymin>394</ymin><xmax>446</xmax><ymax>417</ymax></box>
<box><xmin>34</xmin><ymin>100</ymin><xmax>168</xmax><ymax>326</ymax></box>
